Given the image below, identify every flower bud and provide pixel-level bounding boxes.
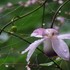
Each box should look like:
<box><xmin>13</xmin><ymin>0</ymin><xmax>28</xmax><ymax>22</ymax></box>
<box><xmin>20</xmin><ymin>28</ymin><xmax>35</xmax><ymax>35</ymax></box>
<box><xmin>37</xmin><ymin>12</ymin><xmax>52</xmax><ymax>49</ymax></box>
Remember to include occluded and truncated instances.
<box><xmin>11</xmin><ymin>26</ymin><xmax>17</xmax><ymax>32</ymax></box>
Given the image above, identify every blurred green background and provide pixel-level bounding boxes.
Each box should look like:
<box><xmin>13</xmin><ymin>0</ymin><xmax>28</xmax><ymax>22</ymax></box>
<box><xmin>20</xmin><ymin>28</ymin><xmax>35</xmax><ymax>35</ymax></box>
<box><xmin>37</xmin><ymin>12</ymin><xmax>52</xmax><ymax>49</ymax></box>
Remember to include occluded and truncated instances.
<box><xmin>0</xmin><ymin>0</ymin><xmax>70</xmax><ymax>70</ymax></box>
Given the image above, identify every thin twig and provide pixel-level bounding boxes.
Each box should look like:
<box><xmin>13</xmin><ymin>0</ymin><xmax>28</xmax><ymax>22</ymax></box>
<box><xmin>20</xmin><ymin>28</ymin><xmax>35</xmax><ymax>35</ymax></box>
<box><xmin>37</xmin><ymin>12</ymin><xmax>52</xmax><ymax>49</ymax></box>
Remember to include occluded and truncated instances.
<box><xmin>51</xmin><ymin>0</ymin><xmax>70</xmax><ymax>28</ymax></box>
<box><xmin>1</xmin><ymin>30</ymin><xmax>62</xmax><ymax>70</ymax></box>
<box><xmin>0</xmin><ymin>0</ymin><xmax>47</xmax><ymax>34</ymax></box>
<box><xmin>41</xmin><ymin>3</ymin><xmax>46</xmax><ymax>28</ymax></box>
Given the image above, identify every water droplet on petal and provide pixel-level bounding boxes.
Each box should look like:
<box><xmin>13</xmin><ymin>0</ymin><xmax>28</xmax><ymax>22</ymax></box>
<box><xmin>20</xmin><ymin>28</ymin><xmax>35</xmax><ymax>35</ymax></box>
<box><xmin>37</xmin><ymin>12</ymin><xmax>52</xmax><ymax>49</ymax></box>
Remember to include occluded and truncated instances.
<box><xmin>64</xmin><ymin>50</ymin><xmax>67</xmax><ymax>53</ymax></box>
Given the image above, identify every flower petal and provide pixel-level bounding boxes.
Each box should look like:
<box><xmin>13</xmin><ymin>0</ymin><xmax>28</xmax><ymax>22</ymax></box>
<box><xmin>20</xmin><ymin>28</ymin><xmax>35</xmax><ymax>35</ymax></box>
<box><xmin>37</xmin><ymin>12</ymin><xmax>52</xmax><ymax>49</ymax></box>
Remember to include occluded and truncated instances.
<box><xmin>58</xmin><ymin>34</ymin><xmax>70</xmax><ymax>39</ymax></box>
<box><xmin>45</xmin><ymin>28</ymin><xmax>58</xmax><ymax>35</ymax></box>
<box><xmin>31</xmin><ymin>28</ymin><xmax>45</xmax><ymax>38</ymax></box>
<box><xmin>26</xmin><ymin>39</ymin><xmax>44</xmax><ymax>62</ymax></box>
<box><xmin>21</xmin><ymin>39</ymin><xmax>45</xmax><ymax>62</ymax></box>
<box><xmin>43</xmin><ymin>38</ymin><xmax>57</xmax><ymax>57</ymax></box>
<box><xmin>21</xmin><ymin>45</ymin><xmax>30</xmax><ymax>54</ymax></box>
<box><xmin>52</xmin><ymin>38</ymin><xmax>69</xmax><ymax>60</ymax></box>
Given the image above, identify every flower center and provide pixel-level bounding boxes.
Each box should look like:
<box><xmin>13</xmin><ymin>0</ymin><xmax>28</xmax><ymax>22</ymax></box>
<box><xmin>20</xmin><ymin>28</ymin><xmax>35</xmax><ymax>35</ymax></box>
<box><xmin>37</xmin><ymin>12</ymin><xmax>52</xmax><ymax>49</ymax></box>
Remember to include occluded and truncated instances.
<box><xmin>46</xmin><ymin>33</ymin><xmax>55</xmax><ymax>38</ymax></box>
<box><xmin>44</xmin><ymin>29</ymin><xmax>58</xmax><ymax>38</ymax></box>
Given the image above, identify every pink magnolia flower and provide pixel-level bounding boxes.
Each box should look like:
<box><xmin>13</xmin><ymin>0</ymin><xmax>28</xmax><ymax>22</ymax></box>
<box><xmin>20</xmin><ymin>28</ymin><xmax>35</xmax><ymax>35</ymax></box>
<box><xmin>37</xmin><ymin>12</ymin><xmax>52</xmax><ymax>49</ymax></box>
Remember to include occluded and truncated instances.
<box><xmin>21</xmin><ymin>28</ymin><xmax>70</xmax><ymax>63</ymax></box>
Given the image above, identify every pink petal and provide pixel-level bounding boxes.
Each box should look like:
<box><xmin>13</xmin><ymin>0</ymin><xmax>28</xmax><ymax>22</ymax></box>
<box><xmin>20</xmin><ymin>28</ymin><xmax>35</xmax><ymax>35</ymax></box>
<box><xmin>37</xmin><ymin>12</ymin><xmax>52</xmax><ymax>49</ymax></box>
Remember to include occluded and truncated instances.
<box><xmin>26</xmin><ymin>39</ymin><xmax>44</xmax><ymax>62</ymax></box>
<box><xmin>52</xmin><ymin>38</ymin><xmax>69</xmax><ymax>60</ymax></box>
<box><xmin>21</xmin><ymin>39</ymin><xmax>45</xmax><ymax>62</ymax></box>
<box><xmin>31</xmin><ymin>28</ymin><xmax>45</xmax><ymax>38</ymax></box>
<box><xmin>31</xmin><ymin>0</ymin><xmax>37</xmax><ymax>4</ymax></box>
<box><xmin>58</xmin><ymin>34</ymin><xmax>70</xmax><ymax>39</ymax></box>
<box><xmin>43</xmin><ymin>38</ymin><xmax>57</xmax><ymax>57</ymax></box>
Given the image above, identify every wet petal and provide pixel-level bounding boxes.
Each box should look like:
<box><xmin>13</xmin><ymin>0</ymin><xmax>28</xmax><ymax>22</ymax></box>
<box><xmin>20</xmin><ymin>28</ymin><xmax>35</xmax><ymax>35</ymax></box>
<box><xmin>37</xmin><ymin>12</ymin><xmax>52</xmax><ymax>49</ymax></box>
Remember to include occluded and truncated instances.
<box><xmin>21</xmin><ymin>39</ymin><xmax>45</xmax><ymax>62</ymax></box>
<box><xmin>52</xmin><ymin>38</ymin><xmax>69</xmax><ymax>60</ymax></box>
<box><xmin>26</xmin><ymin>39</ymin><xmax>44</xmax><ymax>62</ymax></box>
<box><xmin>43</xmin><ymin>38</ymin><xmax>57</xmax><ymax>57</ymax></box>
<box><xmin>58</xmin><ymin>34</ymin><xmax>70</xmax><ymax>39</ymax></box>
<box><xmin>31</xmin><ymin>28</ymin><xmax>45</xmax><ymax>38</ymax></box>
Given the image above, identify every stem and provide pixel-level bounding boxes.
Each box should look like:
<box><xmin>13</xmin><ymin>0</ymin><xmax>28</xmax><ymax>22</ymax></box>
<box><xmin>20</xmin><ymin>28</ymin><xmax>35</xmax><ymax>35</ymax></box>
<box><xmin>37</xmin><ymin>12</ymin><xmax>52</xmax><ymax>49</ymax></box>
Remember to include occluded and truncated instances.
<box><xmin>41</xmin><ymin>3</ymin><xmax>46</xmax><ymax>28</ymax></box>
<box><xmin>51</xmin><ymin>0</ymin><xmax>70</xmax><ymax>28</ymax></box>
<box><xmin>1</xmin><ymin>30</ymin><xmax>62</xmax><ymax>70</ymax></box>
<box><xmin>0</xmin><ymin>0</ymin><xmax>47</xmax><ymax>34</ymax></box>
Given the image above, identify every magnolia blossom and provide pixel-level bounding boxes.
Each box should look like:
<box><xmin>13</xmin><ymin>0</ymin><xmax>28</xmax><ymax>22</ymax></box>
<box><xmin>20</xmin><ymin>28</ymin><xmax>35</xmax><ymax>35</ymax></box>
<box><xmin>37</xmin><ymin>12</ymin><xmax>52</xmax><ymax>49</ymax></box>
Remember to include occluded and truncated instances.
<box><xmin>21</xmin><ymin>28</ymin><xmax>70</xmax><ymax>63</ymax></box>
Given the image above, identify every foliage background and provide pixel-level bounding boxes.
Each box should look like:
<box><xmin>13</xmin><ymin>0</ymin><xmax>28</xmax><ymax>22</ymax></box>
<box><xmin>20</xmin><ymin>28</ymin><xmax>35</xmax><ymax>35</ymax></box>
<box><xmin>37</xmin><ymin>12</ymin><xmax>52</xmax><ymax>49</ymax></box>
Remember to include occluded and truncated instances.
<box><xmin>0</xmin><ymin>0</ymin><xmax>70</xmax><ymax>70</ymax></box>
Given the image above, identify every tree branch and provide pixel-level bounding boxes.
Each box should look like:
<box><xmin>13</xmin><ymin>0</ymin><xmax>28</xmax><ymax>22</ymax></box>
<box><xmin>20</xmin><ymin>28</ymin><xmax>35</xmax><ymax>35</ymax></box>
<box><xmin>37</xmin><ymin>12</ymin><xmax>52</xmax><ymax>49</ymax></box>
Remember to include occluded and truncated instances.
<box><xmin>41</xmin><ymin>3</ymin><xmax>46</xmax><ymax>28</ymax></box>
